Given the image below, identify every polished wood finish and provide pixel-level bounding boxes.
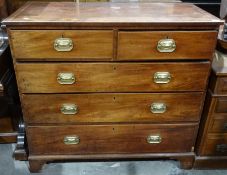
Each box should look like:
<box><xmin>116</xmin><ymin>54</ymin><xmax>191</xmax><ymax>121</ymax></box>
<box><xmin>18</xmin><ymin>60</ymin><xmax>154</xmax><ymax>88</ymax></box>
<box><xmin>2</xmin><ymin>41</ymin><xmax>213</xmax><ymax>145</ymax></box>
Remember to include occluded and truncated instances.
<box><xmin>215</xmin><ymin>97</ymin><xmax>227</xmax><ymax>113</ymax></box>
<box><xmin>0</xmin><ymin>133</ymin><xmax>17</xmax><ymax>143</ymax></box>
<box><xmin>29</xmin><ymin>160</ymin><xmax>46</xmax><ymax>173</ymax></box>
<box><xmin>3</xmin><ymin>2</ymin><xmax>221</xmax><ymax>172</ymax></box>
<box><xmin>201</xmin><ymin>134</ymin><xmax>227</xmax><ymax>156</ymax></box>
<box><xmin>0</xmin><ymin>117</ymin><xmax>13</xmax><ymax>132</ymax></box>
<box><xmin>178</xmin><ymin>156</ymin><xmax>195</xmax><ymax>169</ymax></box>
<box><xmin>28</xmin><ymin>152</ymin><xmax>195</xmax><ymax>172</ymax></box>
<box><xmin>194</xmin><ymin>156</ymin><xmax>227</xmax><ymax>169</ymax></box>
<box><xmin>16</xmin><ymin>62</ymin><xmax>210</xmax><ymax>93</ymax></box>
<box><xmin>0</xmin><ymin>0</ymin><xmax>8</xmax><ymax>20</ymax></box>
<box><xmin>5</xmin><ymin>0</ymin><xmax>109</xmax><ymax>15</ymax></box>
<box><xmin>196</xmin><ymin>91</ymin><xmax>227</xmax><ymax>156</ymax></box>
<box><xmin>10</xmin><ymin>30</ymin><xmax>113</xmax><ymax>61</ymax></box>
<box><xmin>194</xmin><ymin>51</ymin><xmax>227</xmax><ymax>168</ymax></box>
<box><xmin>118</xmin><ymin>31</ymin><xmax>217</xmax><ymax>60</ymax></box>
<box><xmin>27</xmin><ymin>124</ymin><xmax>197</xmax><ymax>155</ymax></box>
<box><xmin>3</xmin><ymin>2</ymin><xmax>221</xmax><ymax>29</ymax></box>
<box><xmin>211</xmin><ymin>77</ymin><xmax>227</xmax><ymax>94</ymax></box>
<box><xmin>210</xmin><ymin>118</ymin><xmax>227</xmax><ymax>133</ymax></box>
<box><xmin>22</xmin><ymin>93</ymin><xmax>204</xmax><ymax>124</ymax></box>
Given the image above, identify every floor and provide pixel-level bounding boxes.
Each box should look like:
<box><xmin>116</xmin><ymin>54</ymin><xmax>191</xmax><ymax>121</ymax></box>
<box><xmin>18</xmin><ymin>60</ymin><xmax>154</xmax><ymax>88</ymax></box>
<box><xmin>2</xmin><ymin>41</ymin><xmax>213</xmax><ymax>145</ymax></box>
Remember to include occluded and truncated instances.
<box><xmin>1</xmin><ymin>144</ymin><xmax>227</xmax><ymax>175</ymax></box>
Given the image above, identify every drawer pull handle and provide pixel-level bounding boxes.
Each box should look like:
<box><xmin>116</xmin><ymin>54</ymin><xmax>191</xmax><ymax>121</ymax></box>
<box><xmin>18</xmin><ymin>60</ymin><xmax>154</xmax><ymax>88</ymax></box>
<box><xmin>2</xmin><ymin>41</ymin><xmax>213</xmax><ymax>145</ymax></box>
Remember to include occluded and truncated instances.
<box><xmin>147</xmin><ymin>135</ymin><xmax>162</xmax><ymax>144</ymax></box>
<box><xmin>54</xmin><ymin>37</ymin><xmax>73</xmax><ymax>52</ymax></box>
<box><xmin>224</xmin><ymin>123</ymin><xmax>227</xmax><ymax>130</ymax></box>
<box><xmin>150</xmin><ymin>103</ymin><xmax>167</xmax><ymax>114</ymax></box>
<box><xmin>64</xmin><ymin>136</ymin><xmax>80</xmax><ymax>145</ymax></box>
<box><xmin>154</xmin><ymin>72</ymin><xmax>171</xmax><ymax>84</ymax></box>
<box><xmin>57</xmin><ymin>72</ymin><xmax>75</xmax><ymax>84</ymax></box>
<box><xmin>216</xmin><ymin>144</ymin><xmax>227</xmax><ymax>153</ymax></box>
<box><xmin>61</xmin><ymin>104</ymin><xmax>78</xmax><ymax>115</ymax></box>
<box><xmin>157</xmin><ymin>38</ymin><xmax>176</xmax><ymax>53</ymax></box>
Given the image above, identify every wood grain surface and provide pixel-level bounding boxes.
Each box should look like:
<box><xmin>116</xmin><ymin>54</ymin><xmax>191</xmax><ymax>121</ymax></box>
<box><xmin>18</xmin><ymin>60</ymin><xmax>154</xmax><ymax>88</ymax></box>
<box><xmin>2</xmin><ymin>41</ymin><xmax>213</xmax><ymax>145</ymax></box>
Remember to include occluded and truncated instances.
<box><xmin>209</xmin><ymin>117</ymin><xmax>227</xmax><ymax>133</ymax></box>
<box><xmin>22</xmin><ymin>92</ymin><xmax>204</xmax><ymax>124</ymax></box>
<box><xmin>3</xmin><ymin>2</ymin><xmax>222</xmax><ymax>28</ymax></box>
<box><xmin>211</xmin><ymin>77</ymin><xmax>227</xmax><ymax>95</ymax></box>
<box><xmin>2</xmin><ymin>1</ymin><xmax>221</xmax><ymax>171</ymax></box>
<box><xmin>194</xmin><ymin>156</ymin><xmax>227</xmax><ymax>169</ymax></box>
<box><xmin>15</xmin><ymin>62</ymin><xmax>210</xmax><ymax>93</ymax></box>
<box><xmin>10</xmin><ymin>30</ymin><xmax>113</xmax><ymax>60</ymax></box>
<box><xmin>215</xmin><ymin>97</ymin><xmax>227</xmax><ymax>113</ymax></box>
<box><xmin>118</xmin><ymin>31</ymin><xmax>217</xmax><ymax>60</ymax></box>
<box><xmin>201</xmin><ymin>134</ymin><xmax>227</xmax><ymax>156</ymax></box>
<box><xmin>27</xmin><ymin>124</ymin><xmax>197</xmax><ymax>155</ymax></box>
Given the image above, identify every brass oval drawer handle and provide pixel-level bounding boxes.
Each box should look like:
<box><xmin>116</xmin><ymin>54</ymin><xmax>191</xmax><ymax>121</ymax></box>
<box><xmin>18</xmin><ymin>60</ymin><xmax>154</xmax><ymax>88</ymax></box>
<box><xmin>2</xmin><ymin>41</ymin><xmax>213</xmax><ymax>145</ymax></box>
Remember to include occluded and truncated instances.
<box><xmin>57</xmin><ymin>72</ymin><xmax>75</xmax><ymax>85</ymax></box>
<box><xmin>64</xmin><ymin>135</ymin><xmax>80</xmax><ymax>145</ymax></box>
<box><xmin>150</xmin><ymin>103</ymin><xmax>167</xmax><ymax>114</ymax></box>
<box><xmin>61</xmin><ymin>104</ymin><xmax>78</xmax><ymax>115</ymax></box>
<box><xmin>157</xmin><ymin>38</ymin><xmax>176</xmax><ymax>53</ymax></box>
<box><xmin>154</xmin><ymin>72</ymin><xmax>171</xmax><ymax>84</ymax></box>
<box><xmin>147</xmin><ymin>135</ymin><xmax>162</xmax><ymax>144</ymax></box>
<box><xmin>54</xmin><ymin>37</ymin><xmax>73</xmax><ymax>52</ymax></box>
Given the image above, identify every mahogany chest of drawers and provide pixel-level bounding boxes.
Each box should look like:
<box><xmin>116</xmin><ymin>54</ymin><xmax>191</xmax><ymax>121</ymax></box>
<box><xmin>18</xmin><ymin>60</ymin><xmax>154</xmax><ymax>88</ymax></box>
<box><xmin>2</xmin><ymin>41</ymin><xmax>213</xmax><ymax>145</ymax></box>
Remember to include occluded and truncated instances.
<box><xmin>3</xmin><ymin>2</ymin><xmax>222</xmax><ymax>172</ymax></box>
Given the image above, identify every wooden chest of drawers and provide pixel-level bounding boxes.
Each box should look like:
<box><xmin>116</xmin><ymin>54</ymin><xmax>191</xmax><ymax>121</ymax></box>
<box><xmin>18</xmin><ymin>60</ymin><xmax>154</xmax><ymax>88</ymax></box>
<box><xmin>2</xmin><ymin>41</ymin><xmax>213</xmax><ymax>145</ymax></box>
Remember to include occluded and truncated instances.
<box><xmin>194</xmin><ymin>51</ymin><xmax>227</xmax><ymax>168</ymax></box>
<box><xmin>3</xmin><ymin>2</ymin><xmax>222</xmax><ymax>172</ymax></box>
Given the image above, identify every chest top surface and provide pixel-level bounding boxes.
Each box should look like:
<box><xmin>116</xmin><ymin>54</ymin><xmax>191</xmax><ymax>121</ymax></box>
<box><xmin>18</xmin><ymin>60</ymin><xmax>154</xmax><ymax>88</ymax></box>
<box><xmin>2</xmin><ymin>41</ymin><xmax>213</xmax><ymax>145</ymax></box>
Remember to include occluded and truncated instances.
<box><xmin>2</xmin><ymin>2</ymin><xmax>222</xmax><ymax>28</ymax></box>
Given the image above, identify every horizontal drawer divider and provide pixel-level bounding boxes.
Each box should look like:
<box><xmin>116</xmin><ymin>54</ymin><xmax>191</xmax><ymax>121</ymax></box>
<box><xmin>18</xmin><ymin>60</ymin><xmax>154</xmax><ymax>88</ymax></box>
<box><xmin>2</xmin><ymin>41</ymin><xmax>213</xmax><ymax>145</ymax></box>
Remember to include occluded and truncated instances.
<box><xmin>29</xmin><ymin>152</ymin><xmax>195</xmax><ymax>160</ymax></box>
<box><xmin>15</xmin><ymin>60</ymin><xmax>211</xmax><ymax>63</ymax></box>
<box><xmin>15</xmin><ymin>60</ymin><xmax>211</xmax><ymax>64</ymax></box>
<box><xmin>26</xmin><ymin>122</ymin><xmax>200</xmax><ymax>126</ymax></box>
<box><xmin>21</xmin><ymin>91</ymin><xmax>206</xmax><ymax>94</ymax></box>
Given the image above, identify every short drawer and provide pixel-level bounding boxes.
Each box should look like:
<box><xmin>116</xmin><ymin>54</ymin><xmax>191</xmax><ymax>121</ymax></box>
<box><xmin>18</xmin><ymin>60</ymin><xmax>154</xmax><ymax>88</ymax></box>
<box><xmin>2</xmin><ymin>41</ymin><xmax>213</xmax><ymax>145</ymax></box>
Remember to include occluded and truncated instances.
<box><xmin>10</xmin><ymin>30</ymin><xmax>113</xmax><ymax>61</ymax></box>
<box><xmin>27</xmin><ymin>124</ymin><xmax>197</xmax><ymax>155</ymax></box>
<box><xmin>22</xmin><ymin>92</ymin><xmax>204</xmax><ymax>124</ymax></box>
<box><xmin>203</xmin><ymin>95</ymin><xmax>227</xmax><ymax>133</ymax></box>
<box><xmin>118</xmin><ymin>31</ymin><xmax>217</xmax><ymax>60</ymax></box>
<box><xmin>16</xmin><ymin>62</ymin><xmax>210</xmax><ymax>93</ymax></box>
<box><xmin>213</xmin><ymin>77</ymin><xmax>227</xmax><ymax>95</ymax></box>
<box><xmin>210</xmin><ymin>118</ymin><xmax>227</xmax><ymax>133</ymax></box>
<box><xmin>215</xmin><ymin>97</ymin><xmax>227</xmax><ymax>113</ymax></box>
<box><xmin>201</xmin><ymin>134</ymin><xmax>227</xmax><ymax>156</ymax></box>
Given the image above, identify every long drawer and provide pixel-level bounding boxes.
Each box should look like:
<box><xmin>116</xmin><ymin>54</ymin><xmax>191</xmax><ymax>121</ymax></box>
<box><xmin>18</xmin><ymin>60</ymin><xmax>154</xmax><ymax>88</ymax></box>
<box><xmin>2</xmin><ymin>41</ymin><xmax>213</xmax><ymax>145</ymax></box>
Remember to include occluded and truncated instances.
<box><xmin>10</xmin><ymin>30</ymin><xmax>113</xmax><ymax>61</ymax></box>
<box><xmin>16</xmin><ymin>62</ymin><xmax>210</xmax><ymax>93</ymax></box>
<box><xmin>118</xmin><ymin>31</ymin><xmax>217</xmax><ymax>60</ymax></box>
<box><xmin>27</xmin><ymin>124</ymin><xmax>198</xmax><ymax>155</ymax></box>
<box><xmin>22</xmin><ymin>92</ymin><xmax>204</xmax><ymax>124</ymax></box>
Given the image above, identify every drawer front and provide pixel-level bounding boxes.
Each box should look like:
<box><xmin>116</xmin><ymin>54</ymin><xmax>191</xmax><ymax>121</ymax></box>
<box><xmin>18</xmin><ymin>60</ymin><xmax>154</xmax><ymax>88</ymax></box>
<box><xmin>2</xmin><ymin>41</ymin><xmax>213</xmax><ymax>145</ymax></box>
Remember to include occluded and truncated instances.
<box><xmin>118</xmin><ymin>31</ymin><xmax>217</xmax><ymax>60</ymax></box>
<box><xmin>16</xmin><ymin>62</ymin><xmax>210</xmax><ymax>93</ymax></box>
<box><xmin>215</xmin><ymin>77</ymin><xmax>227</xmax><ymax>95</ymax></box>
<box><xmin>210</xmin><ymin>118</ymin><xmax>227</xmax><ymax>133</ymax></box>
<box><xmin>204</xmin><ymin>96</ymin><xmax>227</xmax><ymax>133</ymax></box>
<box><xmin>27</xmin><ymin>124</ymin><xmax>197</xmax><ymax>155</ymax></box>
<box><xmin>10</xmin><ymin>30</ymin><xmax>113</xmax><ymax>60</ymax></box>
<box><xmin>215</xmin><ymin>97</ymin><xmax>227</xmax><ymax>113</ymax></box>
<box><xmin>22</xmin><ymin>93</ymin><xmax>204</xmax><ymax>124</ymax></box>
<box><xmin>202</xmin><ymin>134</ymin><xmax>227</xmax><ymax>156</ymax></box>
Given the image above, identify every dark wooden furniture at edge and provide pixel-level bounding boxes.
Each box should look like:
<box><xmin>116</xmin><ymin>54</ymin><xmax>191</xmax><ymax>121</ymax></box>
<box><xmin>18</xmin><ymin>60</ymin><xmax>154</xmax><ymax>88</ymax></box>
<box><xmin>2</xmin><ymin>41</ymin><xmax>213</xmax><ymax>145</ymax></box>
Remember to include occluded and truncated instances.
<box><xmin>194</xmin><ymin>38</ymin><xmax>227</xmax><ymax>168</ymax></box>
<box><xmin>0</xmin><ymin>0</ymin><xmax>26</xmax><ymax>160</ymax></box>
